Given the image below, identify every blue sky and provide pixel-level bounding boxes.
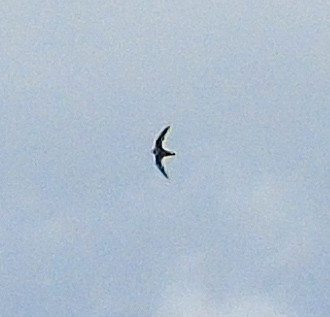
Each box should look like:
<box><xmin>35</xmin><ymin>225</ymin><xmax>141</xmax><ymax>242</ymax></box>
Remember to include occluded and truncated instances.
<box><xmin>1</xmin><ymin>1</ymin><xmax>329</xmax><ymax>316</ymax></box>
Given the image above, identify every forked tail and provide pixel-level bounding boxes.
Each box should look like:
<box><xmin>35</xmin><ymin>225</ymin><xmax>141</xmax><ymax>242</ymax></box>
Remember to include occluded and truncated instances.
<box><xmin>165</xmin><ymin>151</ymin><xmax>175</xmax><ymax>157</ymax></box>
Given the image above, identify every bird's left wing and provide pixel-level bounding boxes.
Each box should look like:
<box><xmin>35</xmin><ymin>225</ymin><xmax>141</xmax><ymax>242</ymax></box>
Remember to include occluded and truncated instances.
<box><xmin>155</xmin><ymin>155</ymin><xmax>168</xmax><ymax>179</ymax></box>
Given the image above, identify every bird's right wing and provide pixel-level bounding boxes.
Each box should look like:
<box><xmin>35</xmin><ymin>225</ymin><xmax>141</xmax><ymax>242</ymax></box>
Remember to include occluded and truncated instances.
<box><xmin>155</xmin><ymin>126</ymin><xmax>170</xmax><ymax>149</ymax></box>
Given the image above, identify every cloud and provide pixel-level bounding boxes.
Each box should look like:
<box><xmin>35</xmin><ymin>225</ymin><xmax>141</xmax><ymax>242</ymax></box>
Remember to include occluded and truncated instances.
<box><xmin>154</xmin><ymin>253</ymin><xmax>297</xmax><ymax>317</ymax></box>
<box><xmin>155</xmin><ymin>281</ymin><xmax>297</xmax><ymax>317</ymax></box>
<box><xmin>222</xmin><ymin>296</ymin><xmax>297</xmax><ymax>317</ymax></box>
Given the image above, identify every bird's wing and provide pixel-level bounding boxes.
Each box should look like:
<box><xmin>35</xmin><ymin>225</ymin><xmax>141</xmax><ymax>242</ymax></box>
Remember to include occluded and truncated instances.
<box><xmin>155</xmin><ymin>155</ymin><xmax>168</xmax><ymax>179</ymax></box>
<box><xmin>155</xmin><ymin>126</ymin><xmax>170</xmax><ymax>149</ymax></box>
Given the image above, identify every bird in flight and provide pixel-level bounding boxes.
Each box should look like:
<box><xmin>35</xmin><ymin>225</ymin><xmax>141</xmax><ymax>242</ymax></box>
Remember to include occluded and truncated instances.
<box><xmin>152</xmin><ymin>125</ymin><xmax>175</xmax><ymax>179</ymax></box>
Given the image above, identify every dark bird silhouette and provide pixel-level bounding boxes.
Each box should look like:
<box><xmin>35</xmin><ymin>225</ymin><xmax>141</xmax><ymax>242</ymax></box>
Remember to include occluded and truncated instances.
<box><xmin>152</xmin><ymin>126</ymin><xmax>175</xmax><ymax>178</ymax></box>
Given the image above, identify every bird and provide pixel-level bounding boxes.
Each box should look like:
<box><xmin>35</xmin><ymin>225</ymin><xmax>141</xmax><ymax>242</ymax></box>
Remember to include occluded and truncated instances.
<box><xmin>152</xmin><ymin>125</ymin><xmax>175</xmax><ymax>178</ymax></box>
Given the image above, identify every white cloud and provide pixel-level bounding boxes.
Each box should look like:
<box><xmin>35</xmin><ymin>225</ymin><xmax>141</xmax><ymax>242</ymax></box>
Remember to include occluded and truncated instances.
<box><xmin>223</xmin><ymin>296</ymin><xmax>297</xmax><ymax>317</ymax></box>
<box><xmin>156</xmin><ymin>285</ymin><xmax>296</xmax><ymax>317</ymax></box>
<box><xmin>155</xmin><ymin>253</ymin><xmax>297</xmax><ymax>317</ymax></box>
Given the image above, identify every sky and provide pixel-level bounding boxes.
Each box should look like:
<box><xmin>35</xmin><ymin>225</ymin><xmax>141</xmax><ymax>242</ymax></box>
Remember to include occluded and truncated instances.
<box><xmin>0</xmin><ymin>1</ymin><xmax>329</xmax><ymax>316</ymax></box>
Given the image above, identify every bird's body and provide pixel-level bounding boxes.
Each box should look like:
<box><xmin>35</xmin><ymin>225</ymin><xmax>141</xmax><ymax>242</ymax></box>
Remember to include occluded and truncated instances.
<box><xmin>152</xmin><ymin>126</ymin><xmax>175</xmax><ymax>178</ymax></box>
